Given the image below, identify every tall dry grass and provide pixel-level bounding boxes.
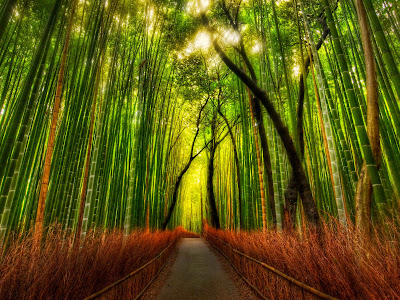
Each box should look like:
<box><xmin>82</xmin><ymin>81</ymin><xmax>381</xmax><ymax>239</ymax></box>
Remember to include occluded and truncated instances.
<box><xmin>205</xmin><ymin>221</ymin><xmax>400</xmax><ymax>299</ymax></box>
<box><xmin>0</xmin><ymin>226</ymin><xmax>197</xmax><ymax>299</ymax></box>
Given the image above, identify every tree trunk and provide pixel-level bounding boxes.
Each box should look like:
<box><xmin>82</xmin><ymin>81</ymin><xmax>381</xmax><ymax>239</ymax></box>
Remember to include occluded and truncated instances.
<box><xmin>354</xmin><ymin>0</ymin><xmax>380</xmax><ymax>237</ymax></box>
<box><xmin>200</xmin><ymin>174</ymin><xmax>204</xmax><ymax>233</ymax></box>
<box><xmin>220</xmin><ymin>5</ymin><xmax>277</xmax><ymax>228</ymax></box>
<box><xmin>201</xmin><ymin>14</ymin><xmax>320</xmax><ymax>227</ymax></box>
<box><xmin>0</xmin><ymin>0</ymin><xmax>18</xmax><ymax>43</ymax></box>
<box><xmin>33</xmin><ymin>0</ymin><xmax>74</xmax><ymax>248</ymax></box>
<box><xmin>207</xmin><ymin>110</ymin><xmax>221</xmax><ymax>229</ymax></box>
<box><xmin>253</xmin><ymin>99</ymin><xmax>276</xmax><ymax>227</ymax></box>
<box><xmin>207</xmin><ymin>143</ymin><xmax>220</xmax><ymax>229</ymax></box>
<box><xmin>284</xmin><ymin>15</ymin><xmax>331</xmax><ymax>229</ymax></box>
<box><xmin>248</xmin><ymin>92</ymin><xmax>267</xmax><ymax>231</ymax></box>
<box><xmin>355</xmin><ymin>165</ymin><xmax>372</xmax><ymax>235</ymax></box>
<box><xmin>144</xmin><ymin>154</ymin><xmax>151</xmax><ymax>232</ymax></box>
<box><xmin>162</xmin><ymin>164</ymin><xmax>189</xmax><ymax>230</ymax></box>
<box><xmin>74</xmin><ymin>59</ymin><xmax>101</xmax><ymax>249</ymax></box>
<box><xmin>217</xmin><ymin>109</ymin><xmax>243</xmax><ymax>229</ymax></box>
<box><xmin>145</xmin><ymin>200</ymin><xmax>150</xmax><ymax>232</ymax></box>
<box><xmin>322</xmin><ymin>0</ymin><xmax>385</xmax><ymax>210</ymax></box>
<box><xmin>241</xmin><ymin>48</ymin><xmax>276</xmax><ymax>228</ymax></box>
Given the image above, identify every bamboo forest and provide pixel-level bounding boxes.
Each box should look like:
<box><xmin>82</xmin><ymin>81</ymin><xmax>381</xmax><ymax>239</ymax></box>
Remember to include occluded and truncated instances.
<box><xmin>1</xmin><ymin>0</ymin><xmax>400</xmax><ymax>298</ymax></box>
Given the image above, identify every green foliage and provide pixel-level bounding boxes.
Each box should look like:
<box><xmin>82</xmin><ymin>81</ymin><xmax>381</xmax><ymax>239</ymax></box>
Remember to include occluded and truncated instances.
<box><xmin>0</xmin><ymin>0</ymin><xmax>399</xmax><ymax>237</ymax></box>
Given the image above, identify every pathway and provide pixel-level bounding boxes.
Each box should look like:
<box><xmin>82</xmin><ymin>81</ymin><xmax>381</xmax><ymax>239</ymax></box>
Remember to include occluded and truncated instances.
<box><xmin>157</xmin><ymin>238</ymin><xmax>241</xmax><ymax>300</ymax></box>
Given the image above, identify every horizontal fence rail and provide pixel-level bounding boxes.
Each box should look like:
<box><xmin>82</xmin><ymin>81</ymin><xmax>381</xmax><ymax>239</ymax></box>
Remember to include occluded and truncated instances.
<box><xmin>84</xmin><ymin>238</ymin><xmax>177</xmax><ymax>300</ymax></box>
<box><xmin>205</xmin><ymin>231</ymin><xmax>338</xmax><ymax>300</ymax></box>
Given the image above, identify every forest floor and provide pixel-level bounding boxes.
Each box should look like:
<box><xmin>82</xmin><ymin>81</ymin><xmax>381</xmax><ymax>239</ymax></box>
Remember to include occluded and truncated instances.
<box><xmin>142</xmin><ymin>238</ymin><xmax>259</xmax><ymax>300</ymax></box>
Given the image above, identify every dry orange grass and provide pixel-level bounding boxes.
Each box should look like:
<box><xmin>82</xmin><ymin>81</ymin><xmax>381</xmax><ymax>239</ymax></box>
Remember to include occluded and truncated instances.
<box><xmin>0</xmin><ymin>226</ymin><xmax>197</xmax><ymax>299</ymax></box>
<box><xmin>205</xmin><ymin>221</ymin><xmax>400</xmax><ymax>299</ymax></box>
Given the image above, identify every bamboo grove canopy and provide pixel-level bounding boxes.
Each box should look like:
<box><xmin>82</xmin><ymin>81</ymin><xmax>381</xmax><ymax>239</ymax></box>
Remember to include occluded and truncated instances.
<box><xmin>0</xmin><ymin>0</ymin><xmax>399</xmax><ymax>240</ymax></box>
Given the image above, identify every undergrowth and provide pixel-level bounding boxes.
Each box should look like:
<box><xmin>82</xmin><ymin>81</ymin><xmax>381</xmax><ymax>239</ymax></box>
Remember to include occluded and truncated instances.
<box><xmin>205</xmin><ymin>221</ymin><xmax>400</xmax><ymax>299</ymax></box>
<box><xmin>0</xmin><ymin>226</ymin><xmax>197</xmax><ymax>299</ymax></box>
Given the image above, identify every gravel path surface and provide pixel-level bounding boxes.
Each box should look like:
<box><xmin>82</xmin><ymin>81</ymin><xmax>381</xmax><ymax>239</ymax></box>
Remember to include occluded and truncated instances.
<box><xmin>142</xmin><ymin>237</ymin><xmax>260</xmax><ymax>300</ymax></box>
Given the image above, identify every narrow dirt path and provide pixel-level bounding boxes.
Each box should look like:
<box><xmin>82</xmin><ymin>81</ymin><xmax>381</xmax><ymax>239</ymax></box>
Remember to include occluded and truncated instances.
<box><xmin>156</xmin><ymin>238</ymin><xmax>244</xmax><ymax>300</ymax></box>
